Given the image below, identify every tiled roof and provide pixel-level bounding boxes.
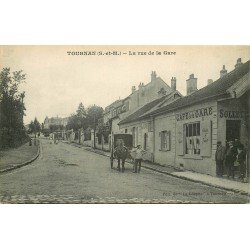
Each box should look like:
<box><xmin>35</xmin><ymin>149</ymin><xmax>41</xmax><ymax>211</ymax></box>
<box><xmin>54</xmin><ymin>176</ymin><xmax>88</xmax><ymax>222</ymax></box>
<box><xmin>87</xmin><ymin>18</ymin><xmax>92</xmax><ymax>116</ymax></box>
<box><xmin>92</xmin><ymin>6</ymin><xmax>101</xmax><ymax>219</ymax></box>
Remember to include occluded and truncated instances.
<box><xmin>118</xmin><ymin>95</ymin><xmax>168</xmax><ymax>125</ymax></box>
<box><xmin>141</xmin><ymin>60</ymin><xmax>250</xmax><ymax>118</ymax></box>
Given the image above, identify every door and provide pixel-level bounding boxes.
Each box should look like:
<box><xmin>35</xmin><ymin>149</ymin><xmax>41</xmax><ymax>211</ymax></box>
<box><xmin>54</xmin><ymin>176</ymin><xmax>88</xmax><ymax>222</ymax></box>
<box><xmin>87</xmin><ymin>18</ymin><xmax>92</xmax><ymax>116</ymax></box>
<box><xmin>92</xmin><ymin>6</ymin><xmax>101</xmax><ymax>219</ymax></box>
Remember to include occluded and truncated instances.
<box><xmin>132</xmin><ymin>127</ymin><xmax>136</xmax><ymax>147</ymax></box>
<box><xmin>226</xmin><ymin>120</ymin><xmax>241</xmax><ymax>142</ymax></box>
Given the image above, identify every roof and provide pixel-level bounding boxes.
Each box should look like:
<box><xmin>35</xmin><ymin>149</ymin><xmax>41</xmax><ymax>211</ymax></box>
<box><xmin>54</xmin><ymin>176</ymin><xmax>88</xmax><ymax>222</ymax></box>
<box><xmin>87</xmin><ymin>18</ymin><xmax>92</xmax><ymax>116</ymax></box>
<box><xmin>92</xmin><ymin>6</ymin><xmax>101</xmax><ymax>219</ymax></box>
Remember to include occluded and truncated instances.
<box><xmin>104</xmin><ymin>99</ymin><xmax>123</xmax><ymax>112</ymax></box>
<box><xmin>118</xmin><ymin>95</ymin><xmax>168</xmax><ymax>125</ymax></box>
<box><xmin>126</xmin><ymin>76</ymin><xmax>171</xmax><ymax>98</ymax></box>
<box><xmin>105</xmin><ymin>75</ymin><xmax>171</xmax><ymax>113</ymax></box>
<box><xmin>141</xmin><ymin>60</ymin><xmax>250</xmax><ymax>118</ymax></box>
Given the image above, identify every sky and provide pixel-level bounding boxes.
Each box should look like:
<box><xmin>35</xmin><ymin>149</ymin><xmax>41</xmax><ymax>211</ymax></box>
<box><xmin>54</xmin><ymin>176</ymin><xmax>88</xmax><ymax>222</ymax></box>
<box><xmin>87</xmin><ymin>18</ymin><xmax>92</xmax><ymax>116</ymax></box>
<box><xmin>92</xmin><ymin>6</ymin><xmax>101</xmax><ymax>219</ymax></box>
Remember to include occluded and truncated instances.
<box><xmin>0</xmin><ymin>45</ymin><xmax>249</xmax><ymax>125</ymax></box>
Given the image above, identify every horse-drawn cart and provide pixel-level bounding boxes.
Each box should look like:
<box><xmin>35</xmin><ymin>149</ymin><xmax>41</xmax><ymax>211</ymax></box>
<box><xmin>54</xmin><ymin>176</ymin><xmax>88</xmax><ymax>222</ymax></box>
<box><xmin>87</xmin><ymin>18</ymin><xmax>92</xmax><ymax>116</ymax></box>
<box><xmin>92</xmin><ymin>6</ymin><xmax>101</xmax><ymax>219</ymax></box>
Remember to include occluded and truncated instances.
<box><xmin>110</xmin><ymin>133</ymin><xmax>133</xmax><ymax>169</ymax></box>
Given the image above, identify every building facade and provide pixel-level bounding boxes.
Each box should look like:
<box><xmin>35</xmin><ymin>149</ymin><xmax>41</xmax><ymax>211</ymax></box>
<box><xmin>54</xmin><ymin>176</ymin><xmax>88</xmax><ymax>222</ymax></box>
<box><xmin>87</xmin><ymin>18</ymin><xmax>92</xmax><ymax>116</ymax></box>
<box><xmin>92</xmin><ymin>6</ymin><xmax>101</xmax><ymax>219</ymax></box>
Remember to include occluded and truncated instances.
<box><xmin>119</xmin><ymin>58</ymin><xmax>250</xmax><ymax>176</ymax></box>
<box><xmin>103</xmin><ymin>71</ymin><xmax>178</xmax><ymax>136</ymax></box>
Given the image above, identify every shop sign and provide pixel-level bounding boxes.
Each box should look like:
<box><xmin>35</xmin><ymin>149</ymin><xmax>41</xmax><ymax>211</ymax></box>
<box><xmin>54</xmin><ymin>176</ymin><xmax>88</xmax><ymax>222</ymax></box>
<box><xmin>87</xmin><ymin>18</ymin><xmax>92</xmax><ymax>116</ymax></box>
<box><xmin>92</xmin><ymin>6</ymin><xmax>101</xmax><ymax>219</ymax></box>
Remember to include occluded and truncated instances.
<box><xmin>176</xmin><ymin>107</ymin><xmax>213</xmax><ymax>121</ymax></box>
<box><xmin>219</xmin><ymin>109</ymin><xmax>246</xmax><ymax>119</ymax></box>
<box><xmin>111</xmin><ymin>104</ymin><xmax>127</xmax><ymax>118</ymax></box>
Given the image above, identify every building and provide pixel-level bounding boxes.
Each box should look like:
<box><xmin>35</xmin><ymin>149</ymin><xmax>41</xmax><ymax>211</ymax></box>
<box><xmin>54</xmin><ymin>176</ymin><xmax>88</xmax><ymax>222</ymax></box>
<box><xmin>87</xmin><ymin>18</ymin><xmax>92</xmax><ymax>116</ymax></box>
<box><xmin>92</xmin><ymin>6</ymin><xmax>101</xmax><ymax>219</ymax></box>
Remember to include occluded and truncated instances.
<box><xmin>119</xmin><ymin>58</ymin><xmax>249</xmax><ymax>176</ymax></box>
<box><xmin>118</xmin><ymin>90</ymin><xmax>182</xmax><ymax>161</ymax></box>
<box><xmin>103</xmin><ymin>71</ymin><xmax>178</xmax><ymax>135</ymax></box>
<box><xmin>43</xmin><ymin>116</ymin><xmax>69</xmax><ymax>130</ymax></box>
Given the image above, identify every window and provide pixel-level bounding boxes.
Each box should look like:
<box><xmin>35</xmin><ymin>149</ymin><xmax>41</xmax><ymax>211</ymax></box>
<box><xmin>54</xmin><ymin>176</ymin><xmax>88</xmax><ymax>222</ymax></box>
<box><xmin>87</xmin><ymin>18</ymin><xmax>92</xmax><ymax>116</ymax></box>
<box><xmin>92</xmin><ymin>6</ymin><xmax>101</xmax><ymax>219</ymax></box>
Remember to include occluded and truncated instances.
<box><xmin>161</xmin><ymin>131</ymin><xmax>171</xmax><ymax>151</ymax></box>
<box><xmin>185</xmin><ymin>122</ymin><xmax>200</xmax><ymax>155</ymax></box>
<box><xmin>125</xmin><ymin>129</ymin><xmax>128</xmax><ymax>133</ymax></box>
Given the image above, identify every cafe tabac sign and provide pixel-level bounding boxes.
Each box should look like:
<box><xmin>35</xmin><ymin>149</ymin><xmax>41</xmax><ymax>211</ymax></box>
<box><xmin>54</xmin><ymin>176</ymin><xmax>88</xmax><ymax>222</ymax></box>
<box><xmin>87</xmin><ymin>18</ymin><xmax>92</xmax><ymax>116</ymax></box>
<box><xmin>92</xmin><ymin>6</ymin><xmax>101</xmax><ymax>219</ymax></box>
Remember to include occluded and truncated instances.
<box><xmin>175</xmin><ymin>107</ymin><xmax>213</xmax><ymax>121</ymax></box>
<box><xmin>175</xmin><ymin>106</ymin><xmax>247</xmax><ymax>121</ymax></box>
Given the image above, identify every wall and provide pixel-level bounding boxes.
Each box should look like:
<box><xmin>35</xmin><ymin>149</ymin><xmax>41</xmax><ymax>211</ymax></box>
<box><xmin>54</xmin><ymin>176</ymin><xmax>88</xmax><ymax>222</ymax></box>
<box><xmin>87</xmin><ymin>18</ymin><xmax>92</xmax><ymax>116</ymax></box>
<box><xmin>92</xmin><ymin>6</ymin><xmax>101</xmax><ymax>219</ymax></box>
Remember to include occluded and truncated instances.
<box><xmin>128</xmin><ymin>78</ymin><xmax>172</xmax><ymax>111</ymax></box>
<box><xmin>96</xmin><ymin>143</ymin><xmax>110</xmax><ymax>151</ymax></box>
<box><xmin>154</xmin><ymin>112</ymin><xmax>176</xmax><ymax>167</ymax></box>
<box><xmin>82</xmin><ymin>140</ymin><xmax>92</xmax><ymax>147</ymax></box>
<box><xmin>119</xmin><ymin>118</ymin><xmax>153</xmax><ymax>161</ymax></box>
<box><xmin>174</xmin><ymin>100</ymin><xmax>218</xmax><ymax>175</ymax></box>
<box><xmin>111</xmin><ymin>118</ymin><xmax>121</xmax><ymax>134</ymax></box>
<box><xmin>120</xmin><ymin>99</ymin><xmax>221</xmax><ymax>176</ymax></box>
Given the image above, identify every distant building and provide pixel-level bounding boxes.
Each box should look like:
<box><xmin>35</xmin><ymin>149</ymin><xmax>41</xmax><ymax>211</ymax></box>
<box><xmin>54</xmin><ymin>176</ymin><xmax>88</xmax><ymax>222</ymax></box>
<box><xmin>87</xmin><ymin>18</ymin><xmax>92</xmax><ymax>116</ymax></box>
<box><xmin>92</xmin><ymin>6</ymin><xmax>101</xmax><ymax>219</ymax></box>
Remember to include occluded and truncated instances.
<box><xmin>43</xmin><ymin>116</ymin><xmax>69</xmax><ymax>129</ymax></box>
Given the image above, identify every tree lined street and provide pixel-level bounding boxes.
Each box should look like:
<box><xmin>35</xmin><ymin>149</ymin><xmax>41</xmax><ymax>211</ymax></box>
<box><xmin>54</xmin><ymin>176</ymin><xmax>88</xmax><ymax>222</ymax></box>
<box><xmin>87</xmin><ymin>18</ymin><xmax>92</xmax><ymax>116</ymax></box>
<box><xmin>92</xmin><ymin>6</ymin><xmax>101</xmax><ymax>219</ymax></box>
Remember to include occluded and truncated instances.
<box><xmin>0</xmin><ymin>139</ymin><xmax>248</xmax><ymax>203</ymax></box>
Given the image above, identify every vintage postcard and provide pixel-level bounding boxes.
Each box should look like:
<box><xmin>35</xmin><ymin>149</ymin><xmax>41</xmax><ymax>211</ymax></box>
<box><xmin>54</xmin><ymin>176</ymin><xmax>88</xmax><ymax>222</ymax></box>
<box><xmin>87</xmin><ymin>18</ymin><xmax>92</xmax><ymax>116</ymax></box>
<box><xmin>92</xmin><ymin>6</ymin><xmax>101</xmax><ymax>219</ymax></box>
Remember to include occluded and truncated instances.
<box><xmin>0</xmin><ymin>45</ymin><xmax>249</xmax><ymax>204</ymax></box>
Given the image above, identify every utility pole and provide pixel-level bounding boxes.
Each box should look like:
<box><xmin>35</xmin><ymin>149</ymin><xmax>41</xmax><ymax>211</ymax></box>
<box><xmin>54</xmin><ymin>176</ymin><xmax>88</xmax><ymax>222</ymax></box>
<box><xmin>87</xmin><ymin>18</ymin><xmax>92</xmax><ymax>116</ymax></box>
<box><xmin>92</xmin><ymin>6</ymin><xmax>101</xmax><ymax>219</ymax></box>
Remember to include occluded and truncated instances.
<box><xmin>93</xmin><ymin>114</ymin><xmax>96</xmax><ymax>149</ymax></box>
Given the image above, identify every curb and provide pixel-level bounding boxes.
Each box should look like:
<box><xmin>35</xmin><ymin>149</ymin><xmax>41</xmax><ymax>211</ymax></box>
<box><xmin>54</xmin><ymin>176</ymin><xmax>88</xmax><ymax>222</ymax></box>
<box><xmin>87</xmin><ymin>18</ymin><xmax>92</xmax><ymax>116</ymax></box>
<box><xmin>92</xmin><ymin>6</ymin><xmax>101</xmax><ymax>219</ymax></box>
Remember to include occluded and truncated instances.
<box><xmin>140</xmin><ymin>165</ymin><xmax>250</xmax><ymax>197</ymax></box>
<box><xmin>65</xmin><ymin>141</ymin><xmax>250</xmax><ymax>197</ymax></box>
<box><xmin>0</xmin><ymin>141</ymin><xmax>41</xmax><ymax>174</ymax></box>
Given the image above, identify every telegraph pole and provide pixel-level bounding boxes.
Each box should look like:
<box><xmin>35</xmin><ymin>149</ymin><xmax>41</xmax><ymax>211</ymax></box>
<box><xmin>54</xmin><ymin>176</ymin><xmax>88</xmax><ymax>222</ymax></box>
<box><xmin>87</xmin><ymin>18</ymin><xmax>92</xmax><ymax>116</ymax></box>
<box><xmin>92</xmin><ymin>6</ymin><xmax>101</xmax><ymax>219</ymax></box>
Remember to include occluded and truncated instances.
<box><xmin>93</xmin><ymin>114</ymin><xmax>96</xmax><ymax>149</ymax></box>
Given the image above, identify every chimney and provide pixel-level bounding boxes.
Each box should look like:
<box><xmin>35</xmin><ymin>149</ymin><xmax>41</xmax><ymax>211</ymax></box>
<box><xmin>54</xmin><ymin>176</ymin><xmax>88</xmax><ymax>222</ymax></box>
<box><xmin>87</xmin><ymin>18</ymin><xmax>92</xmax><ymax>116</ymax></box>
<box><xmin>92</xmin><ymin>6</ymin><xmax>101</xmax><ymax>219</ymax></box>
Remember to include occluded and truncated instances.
<box><xmin>186</xmin><ymin>74</ymin><xmax>198</xmax><ymax>95</ymax></box>
<box><xmin>151</xmin><ymin>71</ymin><xmax>157</xmax><ymax>82</ymax></box>
<box><xmin>138</xmin><ymin>82</ymin><xmax>144</xmax><ymax>91</ymax></box>
<box><xmin>220</xmin><ymin>65</ymin><xmax>227</xmax><ymax>78</ymax></box>
<box><xmin>131</xmin><ymin>86</ymin><xmax>136</xmax><ymax>93</ymax></box>
<box><xmin>171</xmin><ymin>77</ymin><xmax>176</xmax><ymax>91</ymax></box>
<box><xmin>235</xmin><ymin>58</ymin><xmax>243</xmax><ymax>69</ymax></box>
<box><xmin>207</xmin><ymin>79</ymin><xmax>213</xmax><ymax>85</ymax></box>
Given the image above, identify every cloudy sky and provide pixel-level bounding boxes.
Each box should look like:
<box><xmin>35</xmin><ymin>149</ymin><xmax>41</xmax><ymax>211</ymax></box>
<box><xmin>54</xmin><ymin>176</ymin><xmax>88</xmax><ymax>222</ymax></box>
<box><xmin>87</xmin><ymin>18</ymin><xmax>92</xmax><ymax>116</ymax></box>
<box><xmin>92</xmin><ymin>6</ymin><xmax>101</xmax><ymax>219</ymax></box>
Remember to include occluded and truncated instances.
<box><xmin>0</xmin><ymin>45</ymin><xmax>249</xmax><ymax>125</ymax></box>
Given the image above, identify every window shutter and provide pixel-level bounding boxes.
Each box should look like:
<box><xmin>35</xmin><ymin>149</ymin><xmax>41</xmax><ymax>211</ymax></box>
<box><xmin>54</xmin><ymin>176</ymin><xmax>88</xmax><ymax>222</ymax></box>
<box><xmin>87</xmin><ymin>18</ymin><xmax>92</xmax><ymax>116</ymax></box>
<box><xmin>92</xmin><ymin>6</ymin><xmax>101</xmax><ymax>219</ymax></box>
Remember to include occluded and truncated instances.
<box><xmin>201</xmin><ymin>120</ymin><xmax>212</xmax><ymax>157</ymax></box>
<box><xmin>168</xmin><ymin>131</ymin><xmax>171</xmax><ymax>151</ymax></box>
<box><xmin>176</xmin><ymin>123</ymin><xmax>184</xmax><ymax>155</ymax></box>
<box><xmin>148</xmin><ymin>132</ymin><xmax>153</xmax><ymax>151</ymax></box>
<box><xmin>159</xmin><ymin>131</ymin><xmax>163</xmax><ymax>149</ymax></box>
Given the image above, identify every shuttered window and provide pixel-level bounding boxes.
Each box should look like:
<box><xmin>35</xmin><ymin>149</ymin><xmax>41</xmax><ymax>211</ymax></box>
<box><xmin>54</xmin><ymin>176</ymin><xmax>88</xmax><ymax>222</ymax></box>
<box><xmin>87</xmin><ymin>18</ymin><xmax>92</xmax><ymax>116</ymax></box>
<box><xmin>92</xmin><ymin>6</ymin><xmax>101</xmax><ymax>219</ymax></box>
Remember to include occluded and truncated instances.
<box><xmin>160</xmin><ymin>131</ymin><xmax>171</xmax><ymax>151</ymax></box>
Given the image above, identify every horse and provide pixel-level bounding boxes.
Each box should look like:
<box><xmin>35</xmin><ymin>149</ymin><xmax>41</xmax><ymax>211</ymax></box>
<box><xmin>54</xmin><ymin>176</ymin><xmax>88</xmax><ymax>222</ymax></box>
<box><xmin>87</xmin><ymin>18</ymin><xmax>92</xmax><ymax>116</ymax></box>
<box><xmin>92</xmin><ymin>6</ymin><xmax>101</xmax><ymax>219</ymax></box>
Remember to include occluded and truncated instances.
<box><xmin>113</xmin><ymin>139</ymin><xmax>129</xmax><ymax>172</ymax></box>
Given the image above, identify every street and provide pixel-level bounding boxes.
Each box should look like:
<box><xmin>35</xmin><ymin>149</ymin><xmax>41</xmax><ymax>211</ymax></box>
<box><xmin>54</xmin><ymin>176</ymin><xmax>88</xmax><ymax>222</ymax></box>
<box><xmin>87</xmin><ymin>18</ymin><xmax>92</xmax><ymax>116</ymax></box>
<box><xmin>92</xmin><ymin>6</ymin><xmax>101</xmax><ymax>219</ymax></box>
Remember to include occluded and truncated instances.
<box><xmin>0</xmin><ymin>139</ymin><xmax>249</xmax><ymax>203</ymax></box>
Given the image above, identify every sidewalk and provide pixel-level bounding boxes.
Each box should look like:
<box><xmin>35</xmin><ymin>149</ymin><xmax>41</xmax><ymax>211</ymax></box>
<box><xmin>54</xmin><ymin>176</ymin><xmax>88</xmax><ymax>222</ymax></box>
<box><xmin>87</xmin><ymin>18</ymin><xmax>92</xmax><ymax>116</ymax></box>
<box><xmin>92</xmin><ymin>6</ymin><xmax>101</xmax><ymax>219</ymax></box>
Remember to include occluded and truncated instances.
<box><xmin>67</xmin><ymin>141</ymin><xmax>250</xmax><ymax>196</ymax></box>
<box><xmin>0</xmin><ymin>140</ymin><xmax>40</xmax><ymax>173</ymax></box>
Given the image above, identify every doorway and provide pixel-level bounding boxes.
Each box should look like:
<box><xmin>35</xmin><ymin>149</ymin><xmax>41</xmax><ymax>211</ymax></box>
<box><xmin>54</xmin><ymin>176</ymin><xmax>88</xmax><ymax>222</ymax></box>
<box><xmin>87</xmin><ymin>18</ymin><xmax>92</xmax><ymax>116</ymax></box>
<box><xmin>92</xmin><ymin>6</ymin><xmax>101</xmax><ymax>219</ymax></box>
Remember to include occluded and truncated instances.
<box><xmin>144</xmin><ymin>133</ymin><xmax>148</xmax><ymax>150</ymax></box>
<box><xmin>226</xmin><ymin>120</ymin><xmax>241</xmax><ymax>142</ymax></box>
<box><xmin>132</xmin><ymin>127</ymin><xmax>136</xmax><ymax>147</ymax></box>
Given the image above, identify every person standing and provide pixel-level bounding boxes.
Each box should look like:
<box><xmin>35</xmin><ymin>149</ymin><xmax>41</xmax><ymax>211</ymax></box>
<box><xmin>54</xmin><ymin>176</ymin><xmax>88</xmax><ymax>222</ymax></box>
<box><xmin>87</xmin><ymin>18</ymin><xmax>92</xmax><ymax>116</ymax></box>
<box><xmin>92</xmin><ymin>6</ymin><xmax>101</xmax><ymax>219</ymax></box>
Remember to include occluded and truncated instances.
<box><xmin>237</xmin><ymin>144</ymin><xmax>246</xmax><ymax>181</ymax></box>
<box><xmin>225</xmin><ymin>141</ymin><xmax>237</xmax><ymax>179</ymax></box>
<box><xmin>131</xmin><ymin>145</ymin><xmax>145</xmax><ymax>173</ymax></box>
<box><xmin>215</xmin><ymin>141</ymin><xmax>226</xmax><ymax>177</ymax></box>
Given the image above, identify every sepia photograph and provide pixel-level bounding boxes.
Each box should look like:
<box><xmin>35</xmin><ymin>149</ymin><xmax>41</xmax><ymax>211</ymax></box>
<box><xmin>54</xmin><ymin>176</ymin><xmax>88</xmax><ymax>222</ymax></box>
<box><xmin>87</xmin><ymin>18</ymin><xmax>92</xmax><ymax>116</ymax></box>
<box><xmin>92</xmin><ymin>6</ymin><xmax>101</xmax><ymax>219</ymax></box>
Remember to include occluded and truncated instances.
<box><xmin>0</xmin><ymin>45</ymin><xmax>249</xmax><ymax>204</ymax></box>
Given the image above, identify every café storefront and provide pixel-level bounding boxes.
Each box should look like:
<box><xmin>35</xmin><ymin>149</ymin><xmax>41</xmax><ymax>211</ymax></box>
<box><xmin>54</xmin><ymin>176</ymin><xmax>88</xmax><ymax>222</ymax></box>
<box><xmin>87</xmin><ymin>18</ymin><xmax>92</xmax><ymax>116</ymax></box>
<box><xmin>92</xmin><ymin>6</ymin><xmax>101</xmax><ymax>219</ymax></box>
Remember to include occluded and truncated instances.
<box><xmin>174</xmin><ymin>93</ymin><xmax>249</xmax><ymax>177</ymax></box>
<box><xmin>174</xmin><ymin>100</ymin><xmax>218</xmax><ymax>176</ymax></box>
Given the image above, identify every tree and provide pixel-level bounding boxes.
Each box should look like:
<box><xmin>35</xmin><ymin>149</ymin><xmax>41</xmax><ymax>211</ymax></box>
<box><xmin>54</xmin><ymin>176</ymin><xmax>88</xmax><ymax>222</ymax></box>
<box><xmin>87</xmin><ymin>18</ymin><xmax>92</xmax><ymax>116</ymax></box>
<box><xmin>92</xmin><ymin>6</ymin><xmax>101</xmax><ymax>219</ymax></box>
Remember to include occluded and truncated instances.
<box><xmin>28</xmin><ymin>117</ymin><xmax>41</xmax><ymax>137</ymax></box>
<box><xmin>28</xmin><ymin>121</ymin><xmax>34</xmax><ymax>134</ymax></box>
<box><xmin>0</xmin><ymin>68</ymin><xmax>27</xmax><ymax>148</ymax></box>
<box><xmin>76</xmin><ymin>102</ymin><xmax>87</xmax><ymax>129</ymax></box>
<box><xmin>86</xmin><ymin>105</ymin><xmax>103</xmax><ymax>129</ymax></box>
<box><xmin>86</xmin><ymin>105</ymin><xmax>104</xmax><ymax>148</ymax></box>
<box><xmin>66</xmin><ymin>103</ymin><xmax>87</xmax><ymax>131</ymax></box>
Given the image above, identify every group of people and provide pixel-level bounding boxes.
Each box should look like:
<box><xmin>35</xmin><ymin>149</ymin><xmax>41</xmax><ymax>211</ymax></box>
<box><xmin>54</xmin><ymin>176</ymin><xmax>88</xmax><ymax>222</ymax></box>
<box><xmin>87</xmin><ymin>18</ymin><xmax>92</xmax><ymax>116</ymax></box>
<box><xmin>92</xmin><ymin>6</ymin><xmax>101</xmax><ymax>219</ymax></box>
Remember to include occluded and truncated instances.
<box><xmin>215</xmin><ymin>139</ymin><xmax>247</xmax><ymax>180</ymax></box>
<box><xmin>113</xmin><ymin>139</ymin><xmax>145</xmax><ymax>173</ymax></box>
<box><xmin>114</xmin><ymin>138</ymin><xmax>248</xmax><ymax>179</ymax></box>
